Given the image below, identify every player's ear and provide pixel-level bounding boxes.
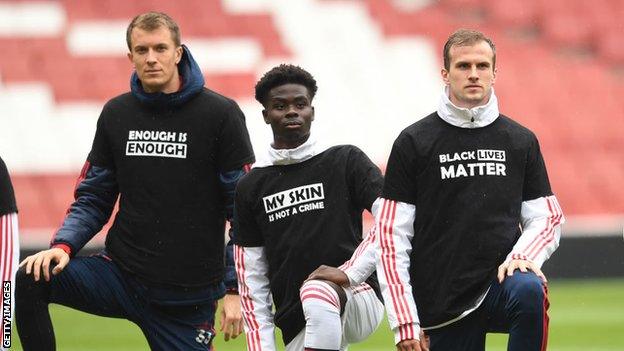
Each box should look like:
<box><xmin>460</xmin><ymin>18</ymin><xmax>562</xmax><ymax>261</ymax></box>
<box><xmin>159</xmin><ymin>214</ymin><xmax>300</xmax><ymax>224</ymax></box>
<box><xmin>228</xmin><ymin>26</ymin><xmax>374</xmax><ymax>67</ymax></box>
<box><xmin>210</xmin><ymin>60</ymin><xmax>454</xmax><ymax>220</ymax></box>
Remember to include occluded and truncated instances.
<box><xmin>441</xmin><ymin>68</ymin><xmax>450</xmax><ymax>86</ymax></box>
<box><xmin>311</xmin><ymin>106</ymin><xmax>315</xmax><ymax>121</ymax></box>
<box><xmin>175</xmin><ymin>45</ymin><xmax>183</xmax><ymax>64</ymax></box>
<box><xmin>127</xmin><ymin>52</ymin><xmax>134</xmax><ymax>65</ymax></box>
<box><xmin>492</xmin><ymin>67</ymin><xmax>497</xmax><ymax>85</ymax></box>
<box><xmin>262</xmin><ymin>109</ymin><xmax>270</xmax><ymax>124</ymax></box>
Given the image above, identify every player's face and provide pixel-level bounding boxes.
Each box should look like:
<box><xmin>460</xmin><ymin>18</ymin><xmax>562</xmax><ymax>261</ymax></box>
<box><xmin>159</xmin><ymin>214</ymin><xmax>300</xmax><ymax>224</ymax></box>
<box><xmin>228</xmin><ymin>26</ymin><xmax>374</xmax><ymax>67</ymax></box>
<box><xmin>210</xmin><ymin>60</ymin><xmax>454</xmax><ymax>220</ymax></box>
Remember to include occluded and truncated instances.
<box><xmin>263</xmin><ymin>83</ymin><xmax>315</xmax><ymax>150</ymax></box>
<box><xmin>441</xmin><ymin>40</ymin><xmax>496</xmax><ymax>109</ymax></box>
<box><xmin>127</xmin><ymin>26</ymin><xmax>182</xmax><ymax>94</ymax></box>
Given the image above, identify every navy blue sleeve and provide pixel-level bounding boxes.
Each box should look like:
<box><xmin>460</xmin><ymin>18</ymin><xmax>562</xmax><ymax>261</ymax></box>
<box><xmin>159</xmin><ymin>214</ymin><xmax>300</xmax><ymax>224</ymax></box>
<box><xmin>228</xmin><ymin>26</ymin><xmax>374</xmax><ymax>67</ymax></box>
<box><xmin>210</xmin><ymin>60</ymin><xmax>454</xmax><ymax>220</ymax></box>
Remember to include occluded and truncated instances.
<box><xmin>220</xmin><ymin>168</ymin><xmax>248</xmax><ymax>292</ymax></box>
<box><xmin>51</xmin><ymin>162</ymin><xmax>119</xmax><ymax>255</ymax></box>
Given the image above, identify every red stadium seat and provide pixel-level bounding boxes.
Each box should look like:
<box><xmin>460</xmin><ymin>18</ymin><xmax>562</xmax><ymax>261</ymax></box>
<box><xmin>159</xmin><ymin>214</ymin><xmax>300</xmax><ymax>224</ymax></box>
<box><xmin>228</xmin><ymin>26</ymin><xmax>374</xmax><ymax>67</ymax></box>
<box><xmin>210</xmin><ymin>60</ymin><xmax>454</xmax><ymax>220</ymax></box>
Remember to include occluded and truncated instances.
<box><xmin>541</xmin><ymin>13</ymin><xmax>592</xmax><ymax>49</ymax></box>
<box><xmin>486</xmin><ymin>0</ymin><xmax>539</xmax><ymax>31</ymax></box>
<box><xmin>0</xmin><ymin>0</ymin><xmax>290</xmax><ymax>102</ymax></box>
<box><xmin>596</xmin><ymin>29</ymin><xmax>624</xmax><ymax>66</ymax></box>
<box><xmin>204</xmin><ymin>72</ymin><xmax>256</xmax><ymax>99</ymax></box>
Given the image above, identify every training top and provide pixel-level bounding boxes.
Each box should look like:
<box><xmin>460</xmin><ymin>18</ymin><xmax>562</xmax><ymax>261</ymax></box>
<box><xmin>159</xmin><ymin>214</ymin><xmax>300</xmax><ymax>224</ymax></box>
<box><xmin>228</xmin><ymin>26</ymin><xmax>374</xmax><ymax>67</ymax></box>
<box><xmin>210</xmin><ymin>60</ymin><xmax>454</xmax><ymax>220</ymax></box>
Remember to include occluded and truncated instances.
<box><xmin>51</xmin><ymin>46</ymin><xmax>255</xmax><ymax>288</ymax></box>
<box><xmin>0</xmin><ymin>157</ymin><xmax>17</xmax><ymax>216</ymax></box>
<box><xmin>235</xmin><ymin>142</ymin><xmax>383</xmax><ymax>344</ymax></box>
<box><xmin>90</xmin><ymin>90</ymin><xmax>254</xmax><ymax>286</ymax></box>
<box><xmin>377</xmin><ymin>88</ymin><xmax>563</xmax><ymax>343</ymax></box>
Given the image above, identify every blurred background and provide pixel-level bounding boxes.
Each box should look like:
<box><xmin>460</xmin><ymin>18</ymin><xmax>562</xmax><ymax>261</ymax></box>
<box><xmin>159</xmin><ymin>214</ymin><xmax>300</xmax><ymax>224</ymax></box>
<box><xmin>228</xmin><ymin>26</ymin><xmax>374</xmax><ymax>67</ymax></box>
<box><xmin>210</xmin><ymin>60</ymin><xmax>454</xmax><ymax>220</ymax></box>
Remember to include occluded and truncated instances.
<box><xmin>1</xmin><ymin>0</ymin><xmax>622</xmax><ymax>275</ymax></box>
<box><xmin>0</xmin><ymin>0</ymin><xmax>623</xmax><ymax>349</ymax></box>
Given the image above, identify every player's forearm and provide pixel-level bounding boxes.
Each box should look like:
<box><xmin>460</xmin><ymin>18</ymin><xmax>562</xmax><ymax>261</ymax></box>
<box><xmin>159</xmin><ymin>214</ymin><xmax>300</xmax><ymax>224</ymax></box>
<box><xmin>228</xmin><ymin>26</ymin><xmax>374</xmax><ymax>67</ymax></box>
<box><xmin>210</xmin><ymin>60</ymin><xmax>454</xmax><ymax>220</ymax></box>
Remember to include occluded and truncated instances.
<box><xmin>220</xmin><ymin>168</ymin><xmax>249</xmax><ymax>291</ymax></box>
<box><xmin>340</xmin><ymin>224</ymin><xmax>378</xmax><ymax>285</ymax></box>
<box><xmin>375</xmin><ymin>198</ymin><xmax>421</xmax><ymax>344</ymax></box>
<box><xmin>507</xmin><ymin>195</ymin><xmax>564</xmax><ymax>267</ymax></box>
<box><xmin>224</xmin><ymin>239</ymin><xmax>237</xmax><ymax>292</ymax></box>
<box><xmin>234</xmin><ymin>245</ymin><xmax>277</xmax><ymax>350</ymax></box>
<box><xmin>52</xmin><ymin>164</ymin><xmax>119</xmax><ymax>255</ymax></box>
<box><xmin>339</xmin><ymin>198</ymin><xmax>382</xmax><ymax>285</ymax></box>
<box><xmin>219</xmin><ymin>168</ymin><xmax>247</xmax><ymax>222</ymax></box>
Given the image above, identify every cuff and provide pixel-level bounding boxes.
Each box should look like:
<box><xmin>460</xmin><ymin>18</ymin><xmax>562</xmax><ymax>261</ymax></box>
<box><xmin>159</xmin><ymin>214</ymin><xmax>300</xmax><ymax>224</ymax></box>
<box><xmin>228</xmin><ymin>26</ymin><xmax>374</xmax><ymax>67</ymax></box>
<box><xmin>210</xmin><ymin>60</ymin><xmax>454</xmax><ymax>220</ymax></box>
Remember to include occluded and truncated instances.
<box><xmin>505</xmin><ymin>253</ymin><xmax>532</xmax><ymax>263</ymax></box>
<box><xmin>51</xmin><ymin>243</ymin><xmax>72</xmax><ymax>256</ymax></box>
<box><xmin>393</xmin><ymin>323</ymin><xmax>421</xmax><ymax>345</ymax></box>
<box><xmin>342</xmin><ymin>267</ymin><xmax>365</xmax><ymax>286</ymax></box>
<box><xmin>224</xmin><ymin>265</ymin><xmax>238</xmax><ymax>291</ymax></box>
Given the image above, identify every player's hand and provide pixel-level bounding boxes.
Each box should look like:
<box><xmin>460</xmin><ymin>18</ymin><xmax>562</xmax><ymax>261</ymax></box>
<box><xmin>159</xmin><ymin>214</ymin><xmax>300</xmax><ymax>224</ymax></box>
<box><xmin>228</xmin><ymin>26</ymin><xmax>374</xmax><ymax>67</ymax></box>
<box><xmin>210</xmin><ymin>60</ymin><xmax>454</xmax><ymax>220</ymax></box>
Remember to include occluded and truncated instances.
<box><xmin>220</xmin><ymin>293</ymin><xmax>243</xmax><ymax>341</ymax></box>
<box><xmin>306</xmin><ymin>265</ymin><xmax>350</xmax><ymax>287</ymax></box>
<box><xmin>397</xmin><ymin>338</ymin><xmax>422</xmax><ymax>351</ymax></box>
<box><xmin>19</xmin><ymin>247</ymin><xmax>70</xmax><ymax>282</ymax></box>
<box><xmin>419</xmin><ymin>329</ymin><xmax>430</xmax><ymax>351</ymax></box>
<box><xmin>497</xmin><ymin>259</ymin><xmax>547</xmax><ymax>283</ymax></box>
<box><xmin>396</xmin><ymin>327</ymin><xmax>428</xmax><ymax>351</ymax></box>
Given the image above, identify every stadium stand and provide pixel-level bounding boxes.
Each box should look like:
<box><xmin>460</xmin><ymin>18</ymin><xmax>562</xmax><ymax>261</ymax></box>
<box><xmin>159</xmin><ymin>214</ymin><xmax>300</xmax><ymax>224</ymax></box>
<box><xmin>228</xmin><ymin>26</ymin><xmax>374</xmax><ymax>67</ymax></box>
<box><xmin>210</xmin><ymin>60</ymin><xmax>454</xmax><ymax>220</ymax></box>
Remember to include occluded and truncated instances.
<box><xmin>0</xmin><ymin>0</ymin><xmax>292</xmax><ymax>246</ymax></box>
<box><xmin>1</xmin><ymin>0</ymin><xmax>622</xmax><ymax>247</ymax></box>
<box><xmin>362</xmin><ymin>0</ymin><xmax>624</xmax><ymax>218</ymax></box>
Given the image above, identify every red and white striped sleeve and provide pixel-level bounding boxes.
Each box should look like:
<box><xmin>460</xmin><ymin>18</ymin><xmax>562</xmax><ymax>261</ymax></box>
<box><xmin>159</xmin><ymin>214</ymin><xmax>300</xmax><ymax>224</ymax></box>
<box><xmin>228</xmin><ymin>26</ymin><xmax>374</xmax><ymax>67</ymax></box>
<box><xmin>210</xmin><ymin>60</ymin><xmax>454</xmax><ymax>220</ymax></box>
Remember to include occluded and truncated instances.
<box><xmin>506</xmin><ymin>195</ymin><xmax>565</xmax><ymax>267</ymax></box>
<box><xmin>375</xmin><ymin>198</ymin><xmax>420</xmax><ymax>345</ymax></box>
<box><xmin>234</xmin><ymin>245</ymin><xmax>276</xmax><ymax>351</ymax></box>
<box><xmin>339</xmin><ymin>198</ymin><xmax>382</xmax><ymax>285</ymax></box>
<box><xmin>1</xmin><ymin>212</ymin><xmax>19</xmax><ymax>347</ymax></box>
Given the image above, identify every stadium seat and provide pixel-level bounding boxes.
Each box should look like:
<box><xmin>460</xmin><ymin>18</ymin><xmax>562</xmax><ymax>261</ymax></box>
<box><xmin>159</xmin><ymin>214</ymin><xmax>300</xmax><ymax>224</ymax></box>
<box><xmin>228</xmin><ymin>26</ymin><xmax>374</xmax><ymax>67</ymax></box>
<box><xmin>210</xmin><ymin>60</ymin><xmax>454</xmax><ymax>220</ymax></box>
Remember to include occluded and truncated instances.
<box><xmin>204</xmin><ymin>72</ymin><xmax>256</xmax><ymax>99</ymax></box>
<box><xmin>485</xmin><ymin>0</ymin><xmax>539</xmax><ymax>31</ymax></box>
<box><xmin>596</xmin><ymin>29</ymin><xmax>624</xmax><ymax>66</ymax></box>
<box><xmin>541</xmin><ymin>13</ymin><xmax>592</xmax><ymax>50</ymax></box>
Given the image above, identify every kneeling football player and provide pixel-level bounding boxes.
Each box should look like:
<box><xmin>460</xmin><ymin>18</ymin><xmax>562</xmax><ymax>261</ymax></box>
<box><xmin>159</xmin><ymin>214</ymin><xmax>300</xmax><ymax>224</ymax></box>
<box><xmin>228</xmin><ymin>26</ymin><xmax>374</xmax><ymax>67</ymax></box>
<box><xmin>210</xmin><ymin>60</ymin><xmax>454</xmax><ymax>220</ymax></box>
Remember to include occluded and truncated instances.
<box><xmin>234</xmin><ymin>64</ymin><xmax>385</xmax><ymax>351</ymax></box>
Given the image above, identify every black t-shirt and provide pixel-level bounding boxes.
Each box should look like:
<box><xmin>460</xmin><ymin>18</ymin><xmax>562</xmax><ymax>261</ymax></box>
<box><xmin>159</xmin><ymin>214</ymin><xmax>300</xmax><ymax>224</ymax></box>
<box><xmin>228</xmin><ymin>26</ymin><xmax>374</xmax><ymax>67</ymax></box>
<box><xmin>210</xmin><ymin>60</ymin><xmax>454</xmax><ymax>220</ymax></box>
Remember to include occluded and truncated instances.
<box><xmin>0</xmin><ymin>157</ymin><xmax>17</xmax><ymax>216</ymax></box>
<box><xmin>89</xmin><ymin>88</ymin><xmax>255</xmax><ymax>287</ymax></box>
<box><xmin>383</xmin><ymin>113</ymin><xmax>552</xmax><ymax>327</ymax></box>
<box><xmin>234</xmin><ymin>145</ymin><xmax>383</xmax><ymax>344</ymax></box>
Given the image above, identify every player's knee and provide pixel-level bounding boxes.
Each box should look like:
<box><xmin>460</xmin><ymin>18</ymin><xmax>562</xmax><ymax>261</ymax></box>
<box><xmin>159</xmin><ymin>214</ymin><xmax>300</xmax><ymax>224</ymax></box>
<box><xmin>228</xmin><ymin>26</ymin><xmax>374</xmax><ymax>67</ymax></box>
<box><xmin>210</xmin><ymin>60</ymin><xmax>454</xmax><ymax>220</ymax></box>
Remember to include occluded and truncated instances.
<box><xmin>508</xmin><ymin>272</ymin><xmax>546</xmax><ymax>313</ymax></box>
<box><xmin>16</xmin><ymin>266</ymin><xmax>33</xmax><ymax>296</ymax></box>
<box><xmin>300</xmin><ymin>280</ymin><xmax>341</xmax><ymax>319</ymax></box>
<box><xmin>16</xmin><ymin>266</ymin><xmax>51</xmax><ymax>304</ymax></box>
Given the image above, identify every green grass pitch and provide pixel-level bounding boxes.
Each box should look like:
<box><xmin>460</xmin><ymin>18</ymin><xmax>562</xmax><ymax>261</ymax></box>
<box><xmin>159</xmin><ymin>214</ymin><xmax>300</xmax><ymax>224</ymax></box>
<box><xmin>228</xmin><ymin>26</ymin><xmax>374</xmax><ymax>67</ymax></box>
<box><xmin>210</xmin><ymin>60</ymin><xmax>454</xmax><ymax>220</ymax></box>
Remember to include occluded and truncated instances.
<box><xmin>9</xmin><ymin>279</ymin><xmax>624</xmax><ymax>350</ymax></box>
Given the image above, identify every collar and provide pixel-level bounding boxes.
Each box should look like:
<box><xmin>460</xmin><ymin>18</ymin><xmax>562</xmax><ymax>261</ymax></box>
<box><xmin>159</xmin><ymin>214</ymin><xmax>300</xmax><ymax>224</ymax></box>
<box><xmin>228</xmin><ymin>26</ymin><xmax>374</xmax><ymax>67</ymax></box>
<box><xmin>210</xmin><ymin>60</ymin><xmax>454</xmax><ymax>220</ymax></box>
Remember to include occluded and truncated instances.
<box><xmin>253</xmin><ymin>134</ymin><xmax>330</xmax><ymax>168</ymax></box>
<box><xmin>436</xmin><ymin>86</ymin><xmax>499</xmax><ymax>128</ymax></box>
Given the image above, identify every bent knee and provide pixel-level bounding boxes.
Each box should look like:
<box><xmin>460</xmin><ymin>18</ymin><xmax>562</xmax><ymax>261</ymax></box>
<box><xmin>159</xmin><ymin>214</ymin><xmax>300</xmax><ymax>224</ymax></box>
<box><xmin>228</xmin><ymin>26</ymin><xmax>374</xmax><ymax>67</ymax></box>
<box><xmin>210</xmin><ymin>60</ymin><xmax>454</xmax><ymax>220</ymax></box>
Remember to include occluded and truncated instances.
<box><xmin>507</xmin><ymin>272</ymin><xmax>547</xmax><ymax>312</ymax></box>
<box><xmin>300</xmin><ymin>280</ymin><xmax>342</xmax><ymax>315</ymax></box>
<box><xmin>510</xmin><ymin>272</ymin><xmax>545</xmax><ymax>295</ymax></box>
<box><xmin>16</xmin><ymin>266</ymin><xmax>51</xmax><ymax>302</ymax></box>
<box><xmin>299</xmin><ymin>279</ymin><xmax>341</xmax><ymax>300</ymax></box>
<box><xmin>16</xmin><ymin>266</ymin><xmax>34</xmax><ymax>289</ymax></box>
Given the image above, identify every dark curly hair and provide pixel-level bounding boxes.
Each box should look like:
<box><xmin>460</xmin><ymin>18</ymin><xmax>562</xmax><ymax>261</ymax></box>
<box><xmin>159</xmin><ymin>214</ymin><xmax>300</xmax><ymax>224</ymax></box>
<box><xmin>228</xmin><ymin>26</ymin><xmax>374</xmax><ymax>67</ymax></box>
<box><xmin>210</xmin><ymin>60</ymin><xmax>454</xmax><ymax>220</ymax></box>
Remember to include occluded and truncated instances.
<box><xmin>255</xmin><ymin>64</ymin><xmax>318</xmax><ymax>106</ymax></box>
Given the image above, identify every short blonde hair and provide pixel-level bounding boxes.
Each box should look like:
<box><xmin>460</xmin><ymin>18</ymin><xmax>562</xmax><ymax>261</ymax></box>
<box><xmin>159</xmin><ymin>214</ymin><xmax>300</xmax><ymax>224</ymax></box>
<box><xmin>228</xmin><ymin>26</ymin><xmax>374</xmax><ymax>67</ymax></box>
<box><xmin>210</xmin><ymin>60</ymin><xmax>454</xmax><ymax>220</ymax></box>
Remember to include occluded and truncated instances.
<box><xmin>443</xmin><ymin>29</ymin><xmax>496</xmax><ymax>70</ymax></box>
<box><xmin>126</xmin><ymin>12</ymin><xmax>181</xmax><ymax>49</ymax></box>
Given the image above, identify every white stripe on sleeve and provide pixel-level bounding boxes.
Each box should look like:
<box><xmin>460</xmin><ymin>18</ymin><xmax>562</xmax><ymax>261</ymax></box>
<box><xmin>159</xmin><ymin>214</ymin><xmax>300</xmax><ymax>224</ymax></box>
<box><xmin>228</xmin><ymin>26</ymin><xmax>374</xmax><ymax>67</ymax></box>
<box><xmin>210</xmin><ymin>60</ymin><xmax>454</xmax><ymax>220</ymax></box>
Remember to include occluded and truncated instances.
<box><xmin>507</xmin><ymin>195</ymin><xmax>565</xmax><ymax>268</ymax></box>
<box><xmin>234</xmin><ymin>245</ymin><xmax>276</xmax><ymax>351</ymax></box>
<box><xmin>375</xmin><ymin>199</ymin><xmax>420</xmax><ymax>344</ymax></box>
